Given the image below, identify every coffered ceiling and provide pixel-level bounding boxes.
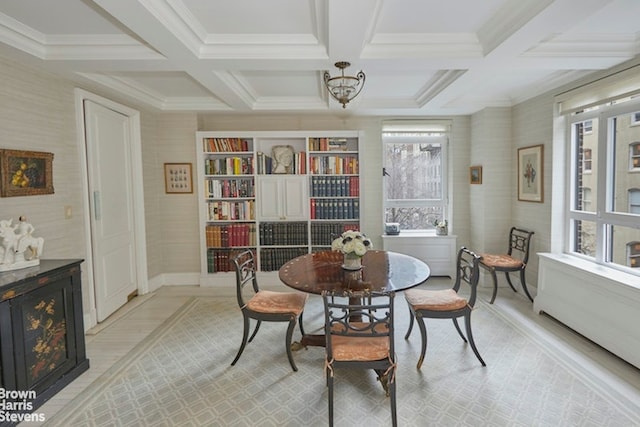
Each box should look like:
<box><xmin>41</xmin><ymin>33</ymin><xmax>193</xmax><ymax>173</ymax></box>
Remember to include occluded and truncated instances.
<box><xmin>0</xmin><ymin>0</ymin><xmax>638</xmax><ymax>115</ymax></box>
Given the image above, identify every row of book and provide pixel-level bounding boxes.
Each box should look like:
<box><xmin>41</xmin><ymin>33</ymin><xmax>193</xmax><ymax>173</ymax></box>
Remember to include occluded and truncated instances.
<box><xmin>256</xmin><ymin>151</ymin><xmax>307</xmax><ymax>175</ymax></box>
<box><xmin>310</xmin><ymin>176</ymin><xmax>359</xmax><ymax>197</ymax></box>
<box><xmin>308</xmin><ymin>155</ymin><xmax>358</xmax><ymax>175</ymax></box>
<box><xmin>310</xmin><ymin>223</ymin><xmax>360</xmax><ymax>246</ymax></box>
<box><xmin>203</xmin><ymin>137</ymin><xmax>252</xmax><ymax>153</ymax></box>
<box><xmin>310</xmin><ymin>198</ymin><xmax>360</xmax><ymax>220</ymax></box>
<box><xmin>259</xmin><ymin>222</ymin><xmax>308</xmax><ymax>246</ymax></box>
<box><xmin>207</xmin><ymin>200</ymin><xmax>255</xmax><ymax>221</ymax></box>
<box><xmin>206</xmin><ymin>248</ymin><xmax>252</xmax><ymax>273</ymax></box>
<box><xmin>259</xmin><ymin>247</ymin><xmax>309</xmax><ymax>272</ymax></box>
<box><xmin>204</xmin><ymin>157</ymin><xmax>254</xmax><ymax>175</ymax></box>
<box><xmin>308</xmin><ymin>137</ymin><xmax>352</xmax><ymax>152</ymax></box>
<box><xmin>205</xmin><ymin>178</ymin><xmax>255</xmax><ymax>198</ymax></box>
<box><xmin>205</xmin><ymin>223</ymin><xmax>257</xmax><ymax>248</ymax></box>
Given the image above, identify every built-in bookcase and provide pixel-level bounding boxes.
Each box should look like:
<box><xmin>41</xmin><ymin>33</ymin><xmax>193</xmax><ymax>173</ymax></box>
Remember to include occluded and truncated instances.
<box><xmin>196</xmin><ymin>131</ymin><xmax>362</xmax><ymax>284</ymax></box>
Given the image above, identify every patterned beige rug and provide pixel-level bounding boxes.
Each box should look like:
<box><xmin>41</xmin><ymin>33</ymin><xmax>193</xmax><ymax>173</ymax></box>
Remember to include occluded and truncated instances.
<box><xmin>45</xmin><ymin>296</ymin><xmax>640</xmax><ymax>426</ymax></box>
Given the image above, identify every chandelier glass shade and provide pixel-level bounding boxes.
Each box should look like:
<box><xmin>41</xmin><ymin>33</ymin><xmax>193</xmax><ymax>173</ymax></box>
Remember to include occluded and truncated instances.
<box><xmin>323</xmin><ymin>61</ymin><xmax>365</xmax><ymax>108</ymax></box>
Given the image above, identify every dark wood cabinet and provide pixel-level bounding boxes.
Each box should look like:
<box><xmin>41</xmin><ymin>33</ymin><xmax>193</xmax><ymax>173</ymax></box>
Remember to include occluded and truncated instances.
<box><xmin>0</xmin><ymin>260</ymin><xmax>89</xmax><ymax>425</ymax></box>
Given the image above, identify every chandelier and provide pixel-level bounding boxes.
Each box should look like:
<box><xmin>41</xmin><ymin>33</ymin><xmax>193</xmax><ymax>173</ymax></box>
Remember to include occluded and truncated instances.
<box><xmin>323</xmin><ymin>61</ymin><xmax>366</xmax><ymax>108</ymax></box>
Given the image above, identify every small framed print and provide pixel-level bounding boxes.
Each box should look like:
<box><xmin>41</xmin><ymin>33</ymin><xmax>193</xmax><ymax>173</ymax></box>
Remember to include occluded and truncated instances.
<box><xmin>518</xmin><ymin>144</ymin><xmax>543</xmax><ymax>202</ymax></box>
<box><xmin>164</xmin><ymin>163</ymin><xmax>193</xmax><ymax>194</ymax></box>
<box><xmin>0</xmin><ymin>149</ymin><xmax>54</xmax><ymax>197</ymax></box>
<box><xmin>469</xmin><ymin>166</ymin><xmax>482</xmax><ymax>184</ymax></box>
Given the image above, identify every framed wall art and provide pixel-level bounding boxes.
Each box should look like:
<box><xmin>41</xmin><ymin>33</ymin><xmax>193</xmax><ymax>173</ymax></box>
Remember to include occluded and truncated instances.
<box><xmin>0</xmin><ymin>149</ymin><xmax>54</xmax><ymax>197</ymax></box>
<box><xmin>469</xmin><ymin>166</ymin><xmax>482</xmax><ymax>184</ymax></box>
<box><xmin>164</xmin><ymin>163</ymin><xmax>193</xmax><ymax>194</ymax></box>
<box><xmin>518</xmin><ymin>144</ymin><xmax>543</xmax><ymax>202</ymax></box>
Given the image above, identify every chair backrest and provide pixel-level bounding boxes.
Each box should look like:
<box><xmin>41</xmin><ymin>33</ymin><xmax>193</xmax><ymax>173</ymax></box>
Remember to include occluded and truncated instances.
<box><xmin>452</xmin><ymin>247</ymin><xmax>482</xmax><ymax>307</ymax></box>
<box><xmin>506</xmin><ymin>227</ymin><xmax>535</xmax><ymax>263</ymax></box>
<box><xmin>322</xmin><ymin>291</ymin><xmax>395</xmax><ymax>358</ymax></box>
<box><xmin>231</xmin><ymin>250</ymin><xmax>259</xmax><ymax>309</ymax></box>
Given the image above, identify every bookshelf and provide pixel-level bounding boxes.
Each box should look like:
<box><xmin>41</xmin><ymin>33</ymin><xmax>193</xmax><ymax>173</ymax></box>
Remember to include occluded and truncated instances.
<box><xmin>196</xmin><ymin>131</ymin><xmax>362</xmax><ymax>284</ymax></box>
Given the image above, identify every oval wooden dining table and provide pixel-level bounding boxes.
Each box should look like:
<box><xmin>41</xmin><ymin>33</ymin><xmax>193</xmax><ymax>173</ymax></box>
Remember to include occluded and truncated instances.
<box><xmin>278</xmin><ymin>249</ymin><xmax>431</xmax><ymax>347</ymax></box>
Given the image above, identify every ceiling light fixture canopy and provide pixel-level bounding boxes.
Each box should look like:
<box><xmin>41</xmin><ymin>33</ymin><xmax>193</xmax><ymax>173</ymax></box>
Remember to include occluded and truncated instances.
<box><xmin>323</xmin><ymin>61</ymin><xmax>365</xmax><ymax>108</ymax></box>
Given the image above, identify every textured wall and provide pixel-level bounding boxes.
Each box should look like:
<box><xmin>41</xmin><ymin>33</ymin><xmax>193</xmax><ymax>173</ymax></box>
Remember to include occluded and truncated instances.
<box><xmin>0</xmin><ymin>55</ymin><xmax>89</xmax><ymax>303</ymax></box>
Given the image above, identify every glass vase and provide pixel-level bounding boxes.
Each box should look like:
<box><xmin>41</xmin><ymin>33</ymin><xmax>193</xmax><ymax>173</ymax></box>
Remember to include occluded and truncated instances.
<box><xmin>342</xmin><ymin>253</ymin><xmax>362</xmax><ymax>270</ymax></box>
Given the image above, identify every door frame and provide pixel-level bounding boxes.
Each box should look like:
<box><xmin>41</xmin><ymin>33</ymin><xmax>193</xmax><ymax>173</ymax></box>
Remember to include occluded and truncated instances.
<box><xmin>74</xmin><ymin>89</ymin><xmax>149</xmax><ymax>329</ymax></box>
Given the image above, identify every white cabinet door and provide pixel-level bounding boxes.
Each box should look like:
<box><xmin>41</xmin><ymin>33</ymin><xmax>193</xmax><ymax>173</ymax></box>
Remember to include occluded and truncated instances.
<box><xmin>257</xmin><ymin>176</ymin><xmax>308</xmax><ymax>221</ymax></box>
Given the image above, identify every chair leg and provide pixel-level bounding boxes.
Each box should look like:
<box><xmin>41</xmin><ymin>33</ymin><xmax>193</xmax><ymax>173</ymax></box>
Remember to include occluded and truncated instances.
<box><xmin>464</xmin><ymin>313</ymin><xmax>486</xmax><ymax>366</ymax></box>
<box><xmin>389</xmin><ymin>368</ymin><xmax>397</xmax><ymax>427</ymax></box>
<box><xmin>248</xmin><ymin>320</ymin><xmax>261</xmax><ymax>342</ymax></box>
<box><xmin>504</xmin><ymin>272</ymin><xmax>518</xmax><ymax>292</ymax></box>
<box><xmin>231</xmin><ymin>315</ymin><xmax>250</xmax><ymax>366</ymax></box>
<box><xmin>415</xmin><ymin>316</ymin><xmax>428</xmax><ymax>370</ymax></box>
<box><xmin>285</xmin><ymin>319</ymin><xmax>298</xmax><ymax>372</ymax></box>
<box><xmin>327</xmin><ymin>372</ymin><xmax>334</xmax><ymax>427</ymax></box>
<box><xmin>452</xmin><ymin>318</ymin><xmax>468</xmax><ymax>343</ymax></box>
<box><xmin>489</xmin><ymin>270</ymin><xmax>499</xmax><ymax>304</ymax></box>
<box><xmin>520</xmin><ymin>269</ymin><xmax>534</xmax><ymax>302</ymax></box>
<box><xmin>404</xmin><ymin>306</ymin><xmax>415</xmax><ymax>340</ymax></box>
<box><xmin>298</xmin><ymin>312</ymin><xmax>305</xmax><ymax>336</ymax></box>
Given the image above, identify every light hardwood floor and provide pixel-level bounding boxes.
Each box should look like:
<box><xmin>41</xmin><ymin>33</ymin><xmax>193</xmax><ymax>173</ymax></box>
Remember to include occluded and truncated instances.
<box><xmin>26</xmin><ymin>280</ymin><xmax>640</xmax><ymax>426</ymax></box>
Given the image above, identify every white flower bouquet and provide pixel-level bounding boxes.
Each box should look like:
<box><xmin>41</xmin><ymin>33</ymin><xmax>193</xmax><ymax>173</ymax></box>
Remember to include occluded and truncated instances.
<box><xmin>331</xmin><ymin>230</ymin><xmax>372</xmax><ymax>257</ymax></box>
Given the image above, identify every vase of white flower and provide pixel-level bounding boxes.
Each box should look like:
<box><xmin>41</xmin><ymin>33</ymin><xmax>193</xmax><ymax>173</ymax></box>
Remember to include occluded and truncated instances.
<box><xmin>331</xmin><ymin>229</ymin><xmax>372</xmax><ymax>270</ymax></box>
<box><xmin>433</xmin><ymin>219</ymin><xmax>448</xmax><ymax>236</ymax></box>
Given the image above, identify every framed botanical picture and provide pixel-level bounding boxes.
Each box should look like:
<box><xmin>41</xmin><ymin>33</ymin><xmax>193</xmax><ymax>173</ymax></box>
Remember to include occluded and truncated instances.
<box><xmin>0</xmin><ymin>149</ymin><xmax>54</xmax><ymax>197</ymax></box>
<box><xmin>164</xmin><ymin>163</ymin><xmax>193</xmax><ymax>194</ymax></box>
<box><xmin>469</xmin><ymin>166</ymin><xmax>482</xmax><ymax>184</ymax></box>
<box><xmin>518</xmin><ymin>144</ymin><xmax>543</xmax><ymax>202</ymax></box>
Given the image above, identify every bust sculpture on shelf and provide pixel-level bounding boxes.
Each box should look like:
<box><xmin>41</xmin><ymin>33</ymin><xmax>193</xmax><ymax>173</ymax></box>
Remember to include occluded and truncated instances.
<box><xmin>0</xmin><ymin>216</ymin><xmax>44</xmax><ymax>272</ymax></box>
<box><xmin>272</xmin><ymin>145</ymin><xmax>294</xmax><ymax>174</ymax></box>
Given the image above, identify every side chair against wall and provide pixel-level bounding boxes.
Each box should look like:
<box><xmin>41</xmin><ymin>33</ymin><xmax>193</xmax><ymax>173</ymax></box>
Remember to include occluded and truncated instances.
<box><xmin>231</xmin><ymin>250</ymin><xmax>308</xmax><ymax>372</ymax></box>
<box><xmin>404</xmin><ymin>247</ymin><xmax>486</xmax><ymax>369</ymax></box>
<box><xmin>478</xmin><ymin>226</ymin><xmax>535</xmax><ymax>303</ymax></box>
<box><xmin>322</xmin><ymin>290</ymin><xmax>397</xmax><ymax>427</ymax></box>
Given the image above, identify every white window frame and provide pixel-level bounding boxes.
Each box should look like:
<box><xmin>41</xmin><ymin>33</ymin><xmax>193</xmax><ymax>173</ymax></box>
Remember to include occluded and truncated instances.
<box><xmin>381</xmin><ymin>122</ymin><xmax>449</xmax><ymax>232</ymax></box>
<box><xmin>630</xmin><ymin>141</ymin><xmax>640</xmax><ymax>170</ymax></box>
<box><xmin>566</xmin><ymin>97</ymin><xmax>640</xmax><ymax>272</ymax></box>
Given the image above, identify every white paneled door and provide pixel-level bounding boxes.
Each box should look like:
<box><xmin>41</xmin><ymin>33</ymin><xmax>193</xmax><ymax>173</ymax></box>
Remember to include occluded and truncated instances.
<box><xmin>84</xmin><ymin>100</ymin><xmax>138</xmax><ymax>322</ymax></box>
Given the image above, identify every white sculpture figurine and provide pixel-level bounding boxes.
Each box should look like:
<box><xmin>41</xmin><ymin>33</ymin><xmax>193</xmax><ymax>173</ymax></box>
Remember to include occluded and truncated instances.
<box><xmin>0</xmin><ymin>216</ymin><xmax>44</xmax><ymax>272</ymax></box>
<box><xmin>272</xmin><ymin>145</ymin><xmax>294</xmax><ymax>174</ymax></box>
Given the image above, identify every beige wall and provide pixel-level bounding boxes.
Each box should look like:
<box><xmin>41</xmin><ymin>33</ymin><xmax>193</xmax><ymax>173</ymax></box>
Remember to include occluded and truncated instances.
<box><xmin>9</xmin><ymin>51</ymin><xmax>635</xmax><ymax>318</ymax></box>
<box><xmin>0</xmin><ymin>56</ymin><xmax>89</xmax><ymax>306</ymax></box>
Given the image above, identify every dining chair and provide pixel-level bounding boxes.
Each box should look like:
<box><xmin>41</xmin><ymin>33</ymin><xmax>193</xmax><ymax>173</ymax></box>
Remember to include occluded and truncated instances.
<box><xmin>231</xmin><ymin>249</ymin><xmax>308</xmax><ymax>371</ymax></box>
<box><xmin>404</xmin><ymin>246</ymin><xmax>486</xmax><ymax>369</ymax></box>
<box><xmin>478</xmin><ymin>226</ymin><xmax>535</xmax><ymax>303</ymax></box>
<box><xmin>322</xmin><ymin>290</ymin><xmax>397</xmax><ymax>427</ymax></box>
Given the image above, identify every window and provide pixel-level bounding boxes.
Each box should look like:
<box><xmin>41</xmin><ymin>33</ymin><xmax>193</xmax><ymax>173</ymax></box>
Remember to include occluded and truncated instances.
<box><xmin>630</xmin><ymin>189</ymin><xmax>640</xmax><ymax>214</ymax></box>
<box><xmin>582</xmin><ymin>148</ymin><xmax>592</xmax><ymax>172</ymax></box>
<box><xmin>631</xmin><ymin>142</ymin><xmax>640</xmax><ymax>170</ymax></box>
<box><xmin>568</xmin><ymin>98</ymin><xmax>640</xmax><ymax>271</ymax></box>
<box><xmin>628</xmin><ymin>242</ymin><xmax>640</xmax><ymax>268</ymax></box>
<box><xmin>583</xmin><ymin>119</ymin><xmax>593</xmax><ymax>134</ymax></box>
<box><xmin>632</xmin><ymin>111</ymin><xmax>640</xmax><ymax>126</ymax></box>
<box><xmin>382</xmin><ymin>122</ymin><xmax>448</xmax><ymax>231</ymax></box>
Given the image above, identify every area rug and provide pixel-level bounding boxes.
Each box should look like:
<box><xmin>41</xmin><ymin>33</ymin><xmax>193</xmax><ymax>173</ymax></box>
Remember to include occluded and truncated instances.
<box><xmin>45</xmin><ymin>296</ymin><xmax>640</xmax><ymax>426</ymax></box>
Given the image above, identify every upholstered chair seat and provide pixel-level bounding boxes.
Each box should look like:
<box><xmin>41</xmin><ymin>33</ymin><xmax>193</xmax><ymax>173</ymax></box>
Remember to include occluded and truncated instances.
<box><xmin>246</xmin><ymin>290</ymin><xmax>307</xmax><ymax>315</ymax></box>
<box><xmin>404</xmin><ymin>288</ymin><xmax>468</xmax><ymax>312</ymax></box>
